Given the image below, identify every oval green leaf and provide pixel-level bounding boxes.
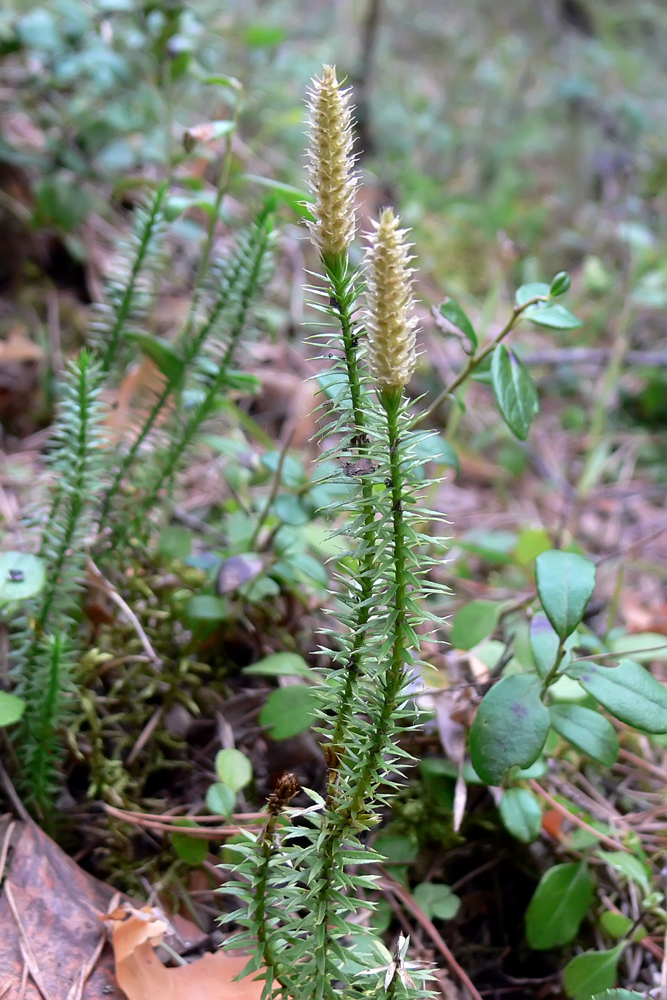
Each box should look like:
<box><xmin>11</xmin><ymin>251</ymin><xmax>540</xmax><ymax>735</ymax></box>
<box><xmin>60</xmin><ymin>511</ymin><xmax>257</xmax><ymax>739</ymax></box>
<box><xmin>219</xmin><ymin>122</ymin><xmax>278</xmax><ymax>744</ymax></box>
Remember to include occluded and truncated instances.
<box><xmin>597</xmin><ymin>851</ymin><xmax>650</xmax><ymax>893</ymax></box>
<box><xmin>0</xmin><ymin>691</ymin><xmax>26</xmax><ymax>727</ymax></box>
<box><xmin>563</xmin><ymin>945</ymin><xmax>624</xmax><ymax>1000</ymax></box>
<box><xmin>259</xmin><ymin>684</ymin><xmax>318</xmax><ymax>740</ymax></box>
<box><xmin>184</xmin><ymin>594</ymin><xmax>228</xmax><ymax>622</ymax></box>
<box><xmin>470</xmin><ymin>674</ymin><xmax>550</xmax><ymax>785</ymax></box>
<box><xmin>499</xmin><ymin>787</ymin><xmax>542</xmax><ymax>843</ymax></box>
<box><xmin>549</xmin><ymin>704</ymin><xmax>619</xmax><ymax>767</ymax></box>
<box><xmin>515</xmin><ymin>282</ymin><xmax>551</xmax><ymax>305</ymax></box>
<box><xmin>243</xmin><ymin>652</ymin><xmax>312</xmax><ymax>678</ymax></box>
<box><xmin>549</xmin><ymin>271</ymin><xmax>571</xmax><ymax>297</ymax></box>
<box><xmin>536</xmin><ymin>550</ymin><xmax>596</xmax><ymax>640</ymax></box>
<box><xmin>567</xmin><ymin>658</ymin><xmax>667</xmax><ymax>734</ymax></box>
<box><xmin>171</xmin><ymin>819</ymin><xmax>209</xmax><ymax>866</ymax></box>
<box><xmin>0</xmin><ymin>552</ymin><xmax>46</xmax><ymax>604</ymax></box>
<box><xmin>215</xmin><ymin>748</ymin><xmax>253</xmax><ymax>792</ymax></box>
<box><xmin>491</xmin><ymin>344</ymin><xmax>539</xmax><ymax>441</ymax></box>
<box><xmin>438</xmin><ymin>297</ymin><xmax>478</xmax><ymax>351</ymax></box>
<box><xmin>530</xmin><ymin>613</ymin><xmax>560</xmax><ymax>679</ymax></box>
<box><xmin>525</xmin><ymin>861</ymin><xmax>594</xmax><ymax>950</ymax></box>
<box><xmin>125</xmin><ymin>332</ymin><xmax>185</xmax><ymax>384</ymax></box>
<box><xmin>450</xmin><ymin>600</ymin><xmax>502</xmax><ymax>650</ymax></box>
<box><xmin>523</xmin><ymin>301</ymin><xmax>583</xmax><ymax>330</ymax></box>
<box><xmin>206</xmin><ymin>782</ymin><xmax>237</xmax><ymax>817</ymax></box>
<box><xmin>412</xmin><ymin>882</ymin><xmax>461</xmax><ymax>921</ymax></box>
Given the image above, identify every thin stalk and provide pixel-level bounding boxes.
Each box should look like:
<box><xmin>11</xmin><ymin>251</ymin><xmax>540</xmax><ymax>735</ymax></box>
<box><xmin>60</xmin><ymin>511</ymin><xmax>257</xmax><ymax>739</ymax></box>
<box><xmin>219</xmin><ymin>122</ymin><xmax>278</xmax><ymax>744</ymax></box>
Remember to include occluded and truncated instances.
<box><xmin>541</xmin><ymin>640</ymin><xmax>567</xmax><ymax>697</ymax></box>
<box><xmin>180</xmin><ymin>99</ymin><xmax>241</xmax><ymax>346</ymax></box>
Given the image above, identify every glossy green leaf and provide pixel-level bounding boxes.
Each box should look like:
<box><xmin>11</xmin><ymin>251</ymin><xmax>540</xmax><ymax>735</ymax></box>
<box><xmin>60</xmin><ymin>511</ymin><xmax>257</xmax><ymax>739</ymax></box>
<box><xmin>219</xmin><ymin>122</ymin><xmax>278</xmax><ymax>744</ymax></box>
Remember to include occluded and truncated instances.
<box><xmin>599</xmin><ymin>911</ymin><xmax>633</xmax><ymax>939</ymax></box>
<box><xmin>514</xmin><ymin>528</ymin><xmax>552</xmax><ymax>565</ymax></box>
<box><xmin>525</xmin><ymin>861</ymin><xmax>594</xmax><ymax>949</ymax></box>
<box><xmin>259</xmin><ymin>684</ymin><xmax>318</xmax><ymax>739</ymax></box>
<box><xmin>184</xmin><ymin>595</ymin><xmax>228</xmax><ymax>622</ymax></box>
<box><xmin>242</xmin><ymin>174</ymin><xmax>314</xmax><ymax>217</ymax></box>
<box><xmin>597</xmin><ymin>851</ymin><xmax>650</xmax><ymax>893</ymax></box>
<box><xmin>491</xmin><ymin>344</ymin><xmax>539</xmax><ymax>440</ymax></box>
<box><xmin>567</xmin><ymin>659</ymin><xmax>667</xmax><ymax>733</ymax></box>
<box><xmin>591</xmin><ymin>992</ymin><xmax>645</xmax><ymax>1000</ymax></box>
<box><xmin>412</xmin><ymin>882</ymin><xmax>461</xmax><ymax>921</ymax></box>
<box><xmin>499</xmin><ymin>787</ymin><xmax>542</xmax><ymax>843</ymax></box>
<box><xmin>171</xmin><ymin>819</ymin><xmax>208</xmax><ymax>866</ymax></box>
<box><xmin>530</xmin><ymin>613</ymin><xmax>560</xmax><ymax>678</ymax></box>
<box><xmin>273</xmin><ymin>494</ymin><xmax>311</xmax><ymax>526</ymax></box>
<box><xmin>374</xmin><ymin>833</ymin><xmax>418</xmax><ymax>865</ymax></box>
<box><xmin>549</xmin><ymin>271</ymin><xmax>572</xmax><ymax>297</ymax></box>
<box><xmin>515</xmin><ymin>282</ymin><xmax>550</xmax><ymax>306</ymax></box>
<box><xmin>0</xmin><ymin>552</ymin><xmax>46</xmax><ymax>604</ymax></box>
<box><xmin>438</xmin><ymin>297</ymin><xmax>478</xmax><ymax>350</ymax></box>
<box><xmin>125</xmin><ymin>332</ymin><xmax>185</xmax><ymax>384</ymax></box>
<box><xmin>242</xmin><ymin>652</ymin><xmax>312</xmax><ymax>678</ymax></box>
<box><xmin>215</xmin><ymin>748</ymin><xmax>253</xmax><ymax>792</ymax></box>
<box><xmin>563</xmin><ymin>945</ymin><xmax>623</xmax><ymax>1000</ymax></box>
<box><xmin>0</xmin><ymin>692</ymin><xmax>26</xmax><ymax>728</ymax></box>
<box><xmin>158</xmin><ymin>526</ymin><xmax>192</xmax><ymax>561</ymax></box>
<box><xmin>205</xmin><ymin>782</ymin><xmax>236</xmax><ymax>817</ymax></box>
<box><xmin>523</xmin><ymin>301</ymin><xmax>583</xmax><ymax>329</ymax></box>
<box><xmin>536</xmin><ymin>550</ymin><xmax>596</xmax><ymax>640</ymax></box>
<box><xmin>450</xmin><ymin>600</ymin><xmax>502</xmax><ymax>650</ymax></box>
<box><xmin>549</xmin><ymin>704</ymin><xmax>619</xmax><ymax>767</ymax></box>
<box><xmin>470</xmin><ymin>674</ymin><xmax>550</xmax><ymax>785</ymax></box>
<box><xmin>609</xmin><ymin>632</ymin><xmax>667</xmax><ymax>662</ymax></box>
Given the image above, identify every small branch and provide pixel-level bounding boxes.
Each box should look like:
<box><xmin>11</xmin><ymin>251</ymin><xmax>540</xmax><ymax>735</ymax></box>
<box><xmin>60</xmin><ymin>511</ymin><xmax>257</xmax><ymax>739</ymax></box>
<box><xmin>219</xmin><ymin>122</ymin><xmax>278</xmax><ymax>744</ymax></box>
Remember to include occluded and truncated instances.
<box><xmin>380</xmin><ymin>869</ymin><xmax>484</xmax><ymax>1000</ymax></box>
<box><xmin>86</xmin><ymin>561</ymin><xmax>162</xmax><ymax>667</ymax></box>
<box><xmin>528</xmin><ymin>779</ymin><xmax>630</xmax><ymax>852</ymax></box>
<box><xmin>418</xmin><ymin>294</ymin><xmax>548</xmax><ymax>426</ymax></box>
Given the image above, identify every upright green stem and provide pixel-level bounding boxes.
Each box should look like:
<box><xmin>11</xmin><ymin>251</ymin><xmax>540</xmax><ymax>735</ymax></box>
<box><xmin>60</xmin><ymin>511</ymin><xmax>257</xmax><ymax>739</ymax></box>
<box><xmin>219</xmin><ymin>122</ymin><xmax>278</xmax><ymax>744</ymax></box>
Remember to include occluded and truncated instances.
<box><xmin>321</xmin><ymin>255</ymin><xmax>377</xmax><ymax>772</ymax></box>
<box><xmin>541</xmin><ymin>640</ymin><xmax>567</xmax><ymax>697</ymax></box>
<box><xmin>253</xmin><ymin>814</ymin><xmax>295</xmax><ymax>995</ymax></box>
<box><xmin>181</xmin><ymin>101</ymin><xmax>241</xmax><ymax>346</ymax></box>
<box><xmin>340</xmin><ymin>386</ymin><xmax>410</xmax><ymax>825</ymax></box>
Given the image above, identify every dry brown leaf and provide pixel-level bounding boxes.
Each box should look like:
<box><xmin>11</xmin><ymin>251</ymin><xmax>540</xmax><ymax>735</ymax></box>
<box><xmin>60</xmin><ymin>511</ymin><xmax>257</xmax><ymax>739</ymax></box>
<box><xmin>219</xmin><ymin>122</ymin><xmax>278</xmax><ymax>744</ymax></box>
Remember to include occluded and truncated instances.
<box><xmin>0</xmin><ymin>820</ymin><xmax>120</xmax><ymax>1000</ymax></box>
<box><xmin>107</xmin><ymin>908</ymin><xmax>265</xmax><ymax>1000</ymax></box>
<box><xmin>0</xmin><ymin>333</ymin><xmax>44</xmax><ymax>365</ymax></box>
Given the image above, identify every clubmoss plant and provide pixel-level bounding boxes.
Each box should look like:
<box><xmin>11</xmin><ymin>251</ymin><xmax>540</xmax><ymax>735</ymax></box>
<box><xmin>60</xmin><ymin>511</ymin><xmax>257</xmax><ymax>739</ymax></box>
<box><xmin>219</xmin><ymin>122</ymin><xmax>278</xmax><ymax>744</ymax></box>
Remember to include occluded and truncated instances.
<box><xmin>226</xmin><ymin>66</ymin><xmax>444</xmax><ymax>1000</ymax></box>
<box><xmin>9</xmin><ymin>176</ymin><xmax>277</xmax><ymax>810</ymax></box>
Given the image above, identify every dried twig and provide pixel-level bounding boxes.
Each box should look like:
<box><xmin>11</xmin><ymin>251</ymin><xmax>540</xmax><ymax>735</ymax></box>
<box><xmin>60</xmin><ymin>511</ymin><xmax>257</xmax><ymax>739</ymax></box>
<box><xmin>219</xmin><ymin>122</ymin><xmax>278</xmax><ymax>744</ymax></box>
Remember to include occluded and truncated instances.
<box><xmin>380</xmin><ymin>869</ymin><xmax>483</xmax><ymax>1000</ymax></box>
<box><xmin>86</xmin><ymin>560</ymin><xmax>162</xmax><ymax>666</ymax></box>
<box><xmin>528</xmin><ymin>780</ymin><xmax>630</xmax><ymax>852</ymax></box>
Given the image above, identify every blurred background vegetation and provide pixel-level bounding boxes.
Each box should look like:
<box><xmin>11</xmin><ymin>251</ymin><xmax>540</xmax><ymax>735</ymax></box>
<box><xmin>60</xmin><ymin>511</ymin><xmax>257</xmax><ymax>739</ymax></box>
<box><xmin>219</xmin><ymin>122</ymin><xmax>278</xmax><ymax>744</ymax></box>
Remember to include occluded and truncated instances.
<box><xmin>2</xmin><ymin>0</ymin><xmax>667</xmax><ymax>445</ymax></box>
